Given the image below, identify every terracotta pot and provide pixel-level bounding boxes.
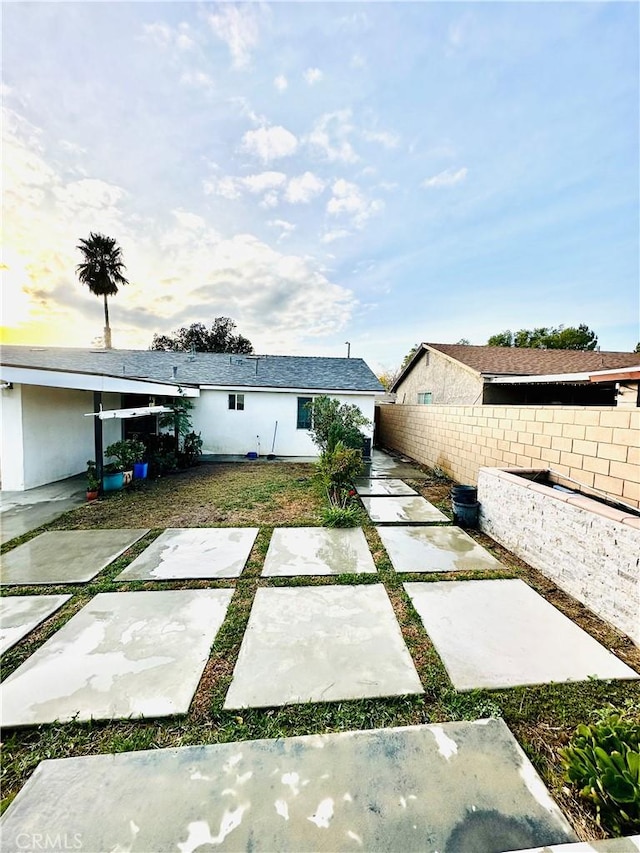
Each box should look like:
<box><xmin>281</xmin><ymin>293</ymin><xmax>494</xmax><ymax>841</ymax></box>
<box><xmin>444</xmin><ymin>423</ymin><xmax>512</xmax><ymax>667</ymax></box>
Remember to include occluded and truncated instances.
<box><xmin>86</xmin><ymin>490</ymin><xmax>99</xmax><ymax>502</ymax></box>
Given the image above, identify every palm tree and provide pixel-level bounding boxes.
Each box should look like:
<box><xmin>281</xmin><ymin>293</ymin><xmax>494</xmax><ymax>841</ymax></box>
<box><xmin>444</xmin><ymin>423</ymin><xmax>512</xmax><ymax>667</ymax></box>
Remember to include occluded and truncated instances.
<box><xmin>76</xmin><ymin>232</ymin><xmax>128</xmax><ymax>349</ymax></box>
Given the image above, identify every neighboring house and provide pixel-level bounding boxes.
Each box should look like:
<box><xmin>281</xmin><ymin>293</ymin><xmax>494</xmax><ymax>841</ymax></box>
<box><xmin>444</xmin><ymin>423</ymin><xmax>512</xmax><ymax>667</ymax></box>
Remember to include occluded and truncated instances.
<box><xmin>392</xmin><ymin>343</ymin><xmax>640</xmax><ymax>407</ymax></box>
<box><xmin>0</xmin><ymin>346</ymin><xmax>382</xmax><ymax>491</ymax></box>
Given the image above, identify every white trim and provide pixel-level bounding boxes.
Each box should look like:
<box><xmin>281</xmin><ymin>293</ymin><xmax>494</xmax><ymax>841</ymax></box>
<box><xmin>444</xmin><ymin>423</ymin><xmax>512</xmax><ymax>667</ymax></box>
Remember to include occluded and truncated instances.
<box><xmin>199</xmin><ymin>384</ymin><xmax>379</xmax><ymax>395</ymax></box>
<box><xmin>0</xmin><ymin>366</ymin><xmax>200</xmax><ymax>397</ymax></box>
<box><xmin>485</xmin><ymin>372</ymin><xmax>592</xmax><ymax>385</ymax></box>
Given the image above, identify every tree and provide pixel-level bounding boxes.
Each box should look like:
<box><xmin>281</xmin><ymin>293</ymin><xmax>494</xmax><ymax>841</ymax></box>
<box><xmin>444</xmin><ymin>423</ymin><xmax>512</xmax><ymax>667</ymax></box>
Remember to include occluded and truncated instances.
<box><xmin>377</xmin><ymin>368</ymin><xmax>401</xmax><ymax>391</ymax></box>
<box><xmin>307</xmin><ymin>396</ymin><xmax>371</xmax><ymax>455</ymax></box>
<box><xmin>151</xmin><ymin>318</ymin><xmax>253</xmax><ymax>353</ymax></box>
<box><xmin>487</xmin><ymin>324</ymin><xmax>598</xmax><ymax>351</ymax></box>
<box><xmin>401</xmin><ymin>343</ymin><xmax>420</xmax><ymax>370</ymax></box>
<box><xmin>76</xmin><ymin>232</ymin><xmax>128</xmax><ymax>349</ymax></box>
<box><xmin>633</xmin><ymin>343</ymin><xmax>640</xmax><ymax>353</ymax></box>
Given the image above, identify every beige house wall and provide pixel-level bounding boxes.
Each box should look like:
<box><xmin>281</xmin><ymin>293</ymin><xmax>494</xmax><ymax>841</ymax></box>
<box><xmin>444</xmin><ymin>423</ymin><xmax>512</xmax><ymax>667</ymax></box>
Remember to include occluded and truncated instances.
<box><xmin>377</xmin><ymin>404</ymin><xmax>640</xmax><ymax>508</ymax></box>
<box><xmin>394</xmin><ymin>350</ymin><xmax>484</xmax><ymax>405</ymax></box>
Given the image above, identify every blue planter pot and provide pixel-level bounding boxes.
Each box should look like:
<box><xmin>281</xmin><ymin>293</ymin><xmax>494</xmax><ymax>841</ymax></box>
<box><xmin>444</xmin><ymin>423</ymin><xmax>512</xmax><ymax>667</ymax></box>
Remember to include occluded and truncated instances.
<box><xmin>133</xmin><ymin>462</ymin><xmax>148</xmax><ymax>479</ymax></box>
<box><xmin>102</xmin><ymin>471</ymin><xmax>124</xmax><ymax>492</ymax></box>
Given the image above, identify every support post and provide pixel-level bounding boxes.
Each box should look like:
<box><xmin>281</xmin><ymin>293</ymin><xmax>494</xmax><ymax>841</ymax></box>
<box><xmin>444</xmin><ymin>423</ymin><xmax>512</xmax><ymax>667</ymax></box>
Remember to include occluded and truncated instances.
<box><xmin>94</xmin><ymin>391</ymin><xmax>103</xmax><ymax>490</ymax></box>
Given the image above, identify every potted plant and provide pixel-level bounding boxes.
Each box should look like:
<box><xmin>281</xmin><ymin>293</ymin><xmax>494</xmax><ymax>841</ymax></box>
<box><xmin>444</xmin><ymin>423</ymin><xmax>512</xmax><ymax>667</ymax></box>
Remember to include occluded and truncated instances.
<box><xmin>104</xmin><ymin>439</ymin><xmax>145</xmax><ymax>488</ymax></box>
<box><xmin>86</xmin><ymin>460</ymin><xmax>100</xmax><ymax>501</ymax></box>
<box><xmin>132</xmin><ymin>439</ymin><xmax>148</xmax><ymax>479</ymax></box>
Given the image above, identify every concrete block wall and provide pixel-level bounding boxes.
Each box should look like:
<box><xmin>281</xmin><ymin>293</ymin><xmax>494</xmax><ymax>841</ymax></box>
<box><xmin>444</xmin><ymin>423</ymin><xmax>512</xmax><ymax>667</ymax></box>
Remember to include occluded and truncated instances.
<box><xmin>478</xmin><ymin>467</ymin><xmax>640</xmax><ymax>646</ymax></box>
<box><xmin>377</xmin><ymin>405</ymin><xmax>639</xmax><ymax>508</ymax></box>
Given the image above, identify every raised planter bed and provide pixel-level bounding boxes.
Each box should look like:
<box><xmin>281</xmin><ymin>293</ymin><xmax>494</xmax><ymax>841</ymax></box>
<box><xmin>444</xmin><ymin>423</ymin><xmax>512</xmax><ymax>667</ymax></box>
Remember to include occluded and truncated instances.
<box><xmin>478</xmin><ymin>466</ymin><xmax>640</xmax><ymax>646</ymax></box>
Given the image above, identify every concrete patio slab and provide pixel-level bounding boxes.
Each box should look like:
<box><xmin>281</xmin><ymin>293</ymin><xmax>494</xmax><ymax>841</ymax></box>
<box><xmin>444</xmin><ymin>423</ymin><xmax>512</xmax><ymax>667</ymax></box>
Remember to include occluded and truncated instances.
<box><xmin>405</xmin><ymin>579</ymin><xmax>639</xmax><ymax>691</ymax></box>
<box><xmin>224</xmin><ymin>584</ymin><xmax>423</xmax><ymax>708</ymax></box>
<box><xmin>377</xmin><ymin>526</ymin><xmax>505</xmax><ymax>573</ymax></box>
<box><xmin>508</xmin><ymin>837</ymin><xmax>640</xmax><ymax>853</ymax></box>
<box><xmin>0</xmin><ymin>718</ymin><xmax>576</xmax><ymax>853</ymax></box>
<box><xmin>0</xmin><ymin>475</ymin><xmax>85</xmax><ymax>545</ymax></box>
<box><xmin>115</xmin><ymin>527</ymin><xmax>259</xmax><ymax>581</ymax></box>
<box><xmin>0</xmin><ymin>589</ymin><xmax>233</xmax><ymax>727</ymax></box>
<box><xmin>354</xmin><ymin>478</ymin><xmax>418</xmax><ymax>497</ymax></box>
<box><xmin>0</xmin><ymin>595</ymin><xmax>71</xmax><ymax>656</ymax></box>
<box><xmin>0</xmin><ymin>529</ymin><xmax>149</xmax><ymax>586</ymax></box>
<box><xmin>363</xmin><ymin>451</ymin><xmax>426</xmax><ymax>480</ymax></box>
<box><xmin>262</xmin><ymin>527</ymin><xmax>376</xmax><ymax>577</ymax></box>
<box><xmin>361</xmin><ymin>495</ymin><xmax>449</xmax><ymax>524</ymax></box>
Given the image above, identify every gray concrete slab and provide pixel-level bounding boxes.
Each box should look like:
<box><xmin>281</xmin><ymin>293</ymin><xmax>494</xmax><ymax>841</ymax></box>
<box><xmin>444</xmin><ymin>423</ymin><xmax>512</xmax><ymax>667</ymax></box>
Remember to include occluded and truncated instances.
<box><xmin>363</xmin><ymin>449</ymin><xmax>426</xmax><ymax>480</ymax></box>
<box><xmin>361</xmin><ymin>495</ymin><xmax>449</xmax><ymax>524</ymax></box>
<box><xmin>115</xmin><ymin>527</ymin><xmax>259</xmax><ymax>581</ymax></box>
<box><xmin>508</xmin><ymin>837</ymin><xmax>640</xmax><ymax>853</ymax></box>
<box><xmin>0</xmin><ymin>589</ymin><xmax>233</xmax><ymax>727</ymax></box>
<box><xmin>0</xmin><ymin>475</ymin><xmax>86</xmax><ymax>545</ymax></box>
<box><xmin>405</xmin><ymin>579</ymin><xmax>639</xmax><ymax>691</ymax></box>
<box><xmin>377</xmin><ymin>526</ymin><xmax>505</xmax><ymax>573</ymax></box>
<box><xmin>0</xmin><ymin>595</ymin><xmax>71</xmax><ymax>655</ymax></box>
<box><xmin>354</xmin><ymin>478</ymin><xmax>418</xmax><ymax>497</ymax></box>
<box><xmin>262</xmin><ymin>528</ymin><xmax>376</xmax><ymax>577</ymax></box>
<box><xmin>0</xmin><ymin>718</ymin><xmax>576</xmax><ymax>853</ymax></box>
<box><xmin>0</xmin><ymin>529</ymin><xmax>149</xmax><ymax>586</ymax></box>
<box><xmin>224</xmin><ymin>584</ymin><xmax>423</xmax><ymax>709</ymax></box>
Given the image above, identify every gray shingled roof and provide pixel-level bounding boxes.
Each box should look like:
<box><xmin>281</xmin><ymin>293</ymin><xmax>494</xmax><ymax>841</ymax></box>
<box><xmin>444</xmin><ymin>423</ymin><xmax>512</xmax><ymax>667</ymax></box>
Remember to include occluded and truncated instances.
<box><xmin>0</xmin><ymin>346</ymin><xmax>383</xmax><ymax>393</ymax></box>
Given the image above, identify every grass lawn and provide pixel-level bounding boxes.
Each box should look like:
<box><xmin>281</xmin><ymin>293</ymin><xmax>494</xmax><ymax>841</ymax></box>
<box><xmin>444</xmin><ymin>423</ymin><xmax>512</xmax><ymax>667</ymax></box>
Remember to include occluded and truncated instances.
<box><xmin>1</xmin><ymin>459</ymin><xmax>639</xmax><ymax>839</ymax></box>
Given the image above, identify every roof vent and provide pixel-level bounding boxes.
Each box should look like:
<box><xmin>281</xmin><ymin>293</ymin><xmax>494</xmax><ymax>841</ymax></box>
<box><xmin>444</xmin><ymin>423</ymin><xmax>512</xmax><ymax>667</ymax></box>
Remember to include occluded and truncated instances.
<box><xmin>172</xmin><ymin>366</ymin><xmax>178</xmax><ymax>379</ymax></box>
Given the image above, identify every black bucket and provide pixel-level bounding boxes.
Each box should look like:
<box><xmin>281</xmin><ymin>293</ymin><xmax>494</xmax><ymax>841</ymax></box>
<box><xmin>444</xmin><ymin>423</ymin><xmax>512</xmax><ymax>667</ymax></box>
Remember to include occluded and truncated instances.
<box><xmin>451</xmin><ymin>485</ymin><xmax>478</xmax><ymax>505</ymax></box>
<box><xmin>452</xmin><ymin>500</ymin><xmax>479</xmax><ymax>528</ymax></box>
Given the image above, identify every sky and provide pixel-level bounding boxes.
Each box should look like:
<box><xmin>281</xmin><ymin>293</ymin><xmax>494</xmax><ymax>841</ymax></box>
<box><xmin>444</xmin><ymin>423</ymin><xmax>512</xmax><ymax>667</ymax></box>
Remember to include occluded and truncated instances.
<box><xmin>2</xmin><ymin>1</ymin><xmax>639</xmax><ymax>374</ymax></box>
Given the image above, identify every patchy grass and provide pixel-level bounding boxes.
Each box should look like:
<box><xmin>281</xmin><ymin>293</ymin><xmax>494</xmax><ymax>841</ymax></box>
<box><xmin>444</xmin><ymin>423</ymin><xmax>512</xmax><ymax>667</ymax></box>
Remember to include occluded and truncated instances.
<box><xmin>1</xmin><ymin>456</ymin><xmax>639</xmax><ymax>841</ymax></box>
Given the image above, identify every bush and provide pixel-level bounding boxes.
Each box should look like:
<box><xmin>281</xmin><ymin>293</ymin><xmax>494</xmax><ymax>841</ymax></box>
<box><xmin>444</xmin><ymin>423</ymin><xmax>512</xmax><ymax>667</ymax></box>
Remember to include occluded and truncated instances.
<box><xmin>321</xmin><ymin>504</ymin><xmax>360</xmax><ymax>528</ymax></box>
<box><xmin>105</xmin><ymin>439</ymin><xmax>145</xmax><ymax>471</ymax></box>
<box><xmin>560</xmin><ymin>704</ymin><xmax>640</xmax><ymax>835</ymax></box>
<box><xmin>316</xmin><ymin>441</ymin><xmax>363</xmax><ymax>507</ymax></box>
<box><xmin>308</xmin><ymin>396</ymin><xmax>371</xmax><ymax>454</ymax></box>
<box><xmin>179</xmin><ymin>431</ymin><xmax>203</xmax><ymax>468</ymax></box>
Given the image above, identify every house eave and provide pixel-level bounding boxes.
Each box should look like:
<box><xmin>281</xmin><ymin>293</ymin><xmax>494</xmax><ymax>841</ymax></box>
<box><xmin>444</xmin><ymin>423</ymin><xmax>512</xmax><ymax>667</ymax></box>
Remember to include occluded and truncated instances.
<box><xmin>0</xmin><ymin>366</ymin><xmax>200</xmax><ymax>397</ymax></box>
<box><xmin>199</xmin><ymin>384</ymin><xmax>380</xmax><ymax>395</ymax></box>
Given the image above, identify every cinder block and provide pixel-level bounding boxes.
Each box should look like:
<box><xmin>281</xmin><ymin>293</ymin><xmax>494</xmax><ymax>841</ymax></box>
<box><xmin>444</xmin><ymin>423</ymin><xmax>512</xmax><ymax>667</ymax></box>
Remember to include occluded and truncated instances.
<box><xmin>598</xmin><ymin>443</ymin><xmax>628</xmax><ymax>462</ymax></box>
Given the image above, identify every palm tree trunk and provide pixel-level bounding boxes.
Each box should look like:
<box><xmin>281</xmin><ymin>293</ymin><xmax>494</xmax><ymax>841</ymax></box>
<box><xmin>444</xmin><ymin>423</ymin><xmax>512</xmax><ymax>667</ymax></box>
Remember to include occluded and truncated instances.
<box><xmin>103</xmin><ymin>294</ymin><xmax>112</xmax><ymax>349</ymax></box>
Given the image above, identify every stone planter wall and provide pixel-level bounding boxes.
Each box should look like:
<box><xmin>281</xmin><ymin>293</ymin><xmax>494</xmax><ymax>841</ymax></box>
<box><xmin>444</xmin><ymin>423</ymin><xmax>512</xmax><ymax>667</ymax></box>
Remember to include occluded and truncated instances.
<box><xmin>477</xmin><ymin>466</ymin><xmax>640</xmax><ymax>646</ymax></box>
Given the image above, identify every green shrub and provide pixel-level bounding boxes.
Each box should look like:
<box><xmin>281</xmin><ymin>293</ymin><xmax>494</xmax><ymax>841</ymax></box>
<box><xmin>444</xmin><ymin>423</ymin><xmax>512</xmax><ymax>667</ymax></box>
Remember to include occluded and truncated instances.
<box><xmin>308</xmin><ymin>396</ymin><xmax>371</xmax><ymax>454</ymax></box>
<box><xmin>321</xmin><ymin>504</ymin><xmax>360</xmax><ymax>528</ymax></box>
<box><xmin>105</xmin><ymin>439</ymin><xmax>145</xmax><ymax>471</ymax></box>
<box><xmin>316</xmin><ymin>441</ymin><xmax>363</xmax><ymax>507</ymax></box>
<box><xmin>179</xmin><ymin>431</ymin><xmax>203</xmax><ymax>467</ymax></box>
<box><xmin>560</xmin><ymin>704</ymin><xmax>640</xmax><ymax>835</ymax></box>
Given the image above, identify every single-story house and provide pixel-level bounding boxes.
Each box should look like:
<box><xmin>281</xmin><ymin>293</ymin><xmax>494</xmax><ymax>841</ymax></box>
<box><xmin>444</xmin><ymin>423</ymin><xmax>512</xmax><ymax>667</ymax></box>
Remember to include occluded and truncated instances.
<box><xmin>392</xmin><ymin>343</ymin><xmax>640</xmax><ymax>407</ymax></box>
<box><xmin>0</xmin><ymin>346</ymin><xmax>383</xmax><ymax>491</ymax></box>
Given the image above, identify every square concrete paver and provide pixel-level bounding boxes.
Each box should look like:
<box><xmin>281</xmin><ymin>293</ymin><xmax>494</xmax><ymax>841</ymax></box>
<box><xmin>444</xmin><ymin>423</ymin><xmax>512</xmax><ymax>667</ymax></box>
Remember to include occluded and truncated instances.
<box><xmin>355</xmin><ymin>478</ymin><xmax>418</xmax><ymax>497</ymax></box>
<box><xmin>224</xmin><ymin>584</ymin><xmax>423</xmax><ymax>708</ymax></box>
<box><xmin>0</xmin><ymin>529</ymin><xmax>149</xmax><ymax>586</ymax></box>
<box><xmin>361</xmin><ymin>495</ymin><xmax>449</xmax><ymax>524</ymax></box>
<box><xmin>0</xmin><ymin>718</ymin><xmax>576</xmax><ymax>853</ymax></box>
<box><xmin>364</xmin><ymin>451</ymin><xmax>426</xmax><ymax>480</ymax></box>
<box><xmin>262</xmin><ymin>527</ymin><xmax>376</xmax><ymax>577</ymax></box>
<box><xmin>377</xmin><ymin>526</ymin><xmax>505</xmax><ymax>573</ymax></box>
<box><xmin>115</xmin><ymin>528</ymin><xmax>259</xmax><ymax>581</ymax></box>
<box><xmin>405</xmin><ymin>579</ymin><xmax>639</xmax><ymax>691</ymax></box>
<box><xmin>0</xmin><ymin>589</ymin><xmax>233</xmax><ymax>727</ymax></box>
<box><xmin>0</xmin><ymin>595</ymin><xmax>71</xmax><ymax>655</ymax></box>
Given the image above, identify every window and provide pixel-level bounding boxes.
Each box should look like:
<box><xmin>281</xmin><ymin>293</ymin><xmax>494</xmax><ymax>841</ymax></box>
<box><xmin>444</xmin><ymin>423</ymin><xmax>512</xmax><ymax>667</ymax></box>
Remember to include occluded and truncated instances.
<box><xmin>297</xmin><ymin>396</ymin><xmax>312</xmax><ymax>429</ymax></box>
<box><xmin>228</xmin><ymin>393</ymin><xmax>245</xmax><ymax>411</ymax></box>
<box><xmin>417</xmin><ymin>392</ymin><xmax>432</xmax><ymax>405</ymax></box>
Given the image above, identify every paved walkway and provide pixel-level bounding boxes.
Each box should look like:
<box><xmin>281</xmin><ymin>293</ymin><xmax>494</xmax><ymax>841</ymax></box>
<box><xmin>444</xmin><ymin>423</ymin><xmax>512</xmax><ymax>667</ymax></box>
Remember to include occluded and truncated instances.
<box><xmin>1</xmin><ymin>449</ymin><xmax>637</xmax><ymax>850</ymax></box>
<box><xmin>0</xmin><ymin>474</ymin><xmax>86</xmax><ymax>545</ymax></box>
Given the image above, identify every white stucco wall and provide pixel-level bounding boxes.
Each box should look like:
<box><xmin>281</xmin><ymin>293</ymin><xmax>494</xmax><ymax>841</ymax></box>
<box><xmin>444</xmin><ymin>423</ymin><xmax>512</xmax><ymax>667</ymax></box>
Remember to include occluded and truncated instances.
<box><xmin>191</xmin><ymin>390</ymin><xmax>376</xmax><ymax>456</ymax></box>
<box><xmin>1</xmin><ymin>385</ymin><xmax>122</xmax><ymax>491</ymax></box>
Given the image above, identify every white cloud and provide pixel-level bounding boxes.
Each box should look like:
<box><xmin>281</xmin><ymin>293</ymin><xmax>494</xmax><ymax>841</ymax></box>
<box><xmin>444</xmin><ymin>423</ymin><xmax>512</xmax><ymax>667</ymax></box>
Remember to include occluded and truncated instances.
<box><xmin>142</xmin><ymin>21</ymin><xmax>194</xmax><ymax>51</ymax></box>
<box><xmin>327</xmin><ymin>179</ymin><xmax>384</xmax><ymax>227</ymax></box>
<box><xmin>350</xmin><ymin>53</ymin><xmax>366</xmax><ymax>69</ymax></box>
<box><xmin>422</xmin><ymin>167</ymin><xmax>468</xmax><ymax>188</ymax></box>
<box><xmin>53</xmin><ymin>179</ymin><xmax>126</xmax><ymax>211</ymax></box>
<box><xmin>268</xmin><ymin>219</ymin><xmax>296</xmax><ymax>240</ymax></box>
<box><xmin>321</xmin><ymin>229</ymin><xmax>351</xmax><ymax>244</ymax></box>
<box><xmin>241</xmin><ymin>171</ymin><xmax>287</xmax><ymax>194</ymax></box>
<box><xmin>241</xmin><ymin>125</ymin><xmax>298</xmax><ymax>162</ymax></box>
<box><xmin>203</xmin><ymin>175</ymin><xmax>242</xmax><ymax>199</ymax></box>
<box><xmin>259</xmin><ymin>190</ymin><xmax>280</xmax><ymax>209</ymax></box>
<box><xmin>180</xmin><ymin>70</ymin><xmax>215</xmax><ymax>91</ymax></box>
<box><xmin>307</xmin><ymin>110</ymin><xmax>358</xmax><ymax>163</ymax></box>
<box><xmin>285</xmin><ymin>171</ymin><xmax>325</xmax><ymax>204</ymax></box>
<box><xmin>207</xmin><ymin>5</ymin><xmax>261</xmax><ymax>69</ymax></box>
<box><xmin>363</xmin><ymin>129</ymin><xmax>400</xmax><ymax>149</ymax></box>
<box><xmin>274</xmin><ymin>74</ymin><xmax>288</xmax><ymax>92</ymax></box>
<box><xmin>304</xmin><ymin>67</ymin><xmax>323</xmax><ymax>85</ymax></box>
<box><xmin>172</xmin><ymin>209</ymin><xmax>206</xmax><ymax>230</ymax></box>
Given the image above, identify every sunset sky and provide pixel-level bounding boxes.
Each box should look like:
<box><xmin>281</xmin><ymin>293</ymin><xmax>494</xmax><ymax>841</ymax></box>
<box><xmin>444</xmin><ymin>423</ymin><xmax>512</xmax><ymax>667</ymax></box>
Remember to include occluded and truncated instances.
<box><xmin>2</xmin><ymin>2</ymin><xmax>638</xmax><ymax>372</ymax></box>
